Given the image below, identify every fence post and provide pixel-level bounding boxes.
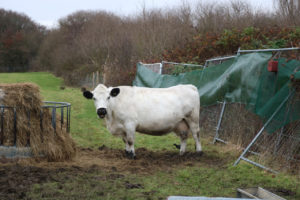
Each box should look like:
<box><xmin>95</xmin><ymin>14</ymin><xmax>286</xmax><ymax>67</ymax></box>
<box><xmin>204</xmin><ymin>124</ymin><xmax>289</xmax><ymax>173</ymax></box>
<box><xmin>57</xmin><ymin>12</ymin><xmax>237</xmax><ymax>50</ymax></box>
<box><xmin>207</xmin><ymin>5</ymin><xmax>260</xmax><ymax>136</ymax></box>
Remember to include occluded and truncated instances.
<box><xmin>92</xmin><ymin>72</ymin><xmax>95</xmax><ymax>88</ymax></box>
<box><xmin>68</xmin><ymin>106</ymin><xmax>71</xmax><ymax>133</ymax></box>
<box><xmin>51</xmin><ymin>107</ymin><xmax>56</xmax><ymax>132</ymax></box>
<box><xmin>61</xmin><ymin>107</ymin><xmax>64</xmax><ymax>130</ymax></box>
<box><xmin>213</xmin><ymin>101</ymin><xmax>227</xmax><ymax>144</ymax></box>
<box><xmin>96</xmin><ymin>71</ymin><xmax>99</xmax><ymax>86</ymax></box>
<box><xmin>13</xmin><ymin>107</ymin><xmax>17</xmax><ymax>146</ymax></box>
<box><xmin>0</xmin><ymin>107</ymin><xmax>4</xmax><ymax>145</ymax></box>
<box><xmin>160</xmin><ymin>62</ymin><xmax>163</xmax><ymax>74</ymax></box>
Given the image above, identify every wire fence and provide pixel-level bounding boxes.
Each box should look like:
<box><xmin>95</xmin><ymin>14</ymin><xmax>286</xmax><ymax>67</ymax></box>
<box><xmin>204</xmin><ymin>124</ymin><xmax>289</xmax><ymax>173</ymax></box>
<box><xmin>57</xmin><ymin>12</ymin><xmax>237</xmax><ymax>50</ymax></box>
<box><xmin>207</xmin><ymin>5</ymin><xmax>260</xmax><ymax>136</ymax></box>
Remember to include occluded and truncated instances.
<box><xmin>233</xmin><ymin>89</ymin><xmax>300</xmax><ymax>173</ymax></box>
<box><xmin>141</xmin><ymin>47</ymin><xmax>300</xmax><ymax>174</ymax></box>
<box><xmin>161</xmin><ymin>61</ymin><xmax>203</xmax><ymax>75</ymax></box>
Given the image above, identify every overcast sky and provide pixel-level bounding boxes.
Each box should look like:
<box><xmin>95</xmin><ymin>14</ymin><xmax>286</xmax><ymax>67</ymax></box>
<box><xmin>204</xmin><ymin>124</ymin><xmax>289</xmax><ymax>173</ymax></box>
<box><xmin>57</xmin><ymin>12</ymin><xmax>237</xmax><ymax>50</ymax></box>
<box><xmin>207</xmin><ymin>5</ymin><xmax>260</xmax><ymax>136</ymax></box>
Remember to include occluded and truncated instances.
<box><xmin>1</xmin><ymin>0</ymin><xmax>275</xmax><ymax>28</ymax></box>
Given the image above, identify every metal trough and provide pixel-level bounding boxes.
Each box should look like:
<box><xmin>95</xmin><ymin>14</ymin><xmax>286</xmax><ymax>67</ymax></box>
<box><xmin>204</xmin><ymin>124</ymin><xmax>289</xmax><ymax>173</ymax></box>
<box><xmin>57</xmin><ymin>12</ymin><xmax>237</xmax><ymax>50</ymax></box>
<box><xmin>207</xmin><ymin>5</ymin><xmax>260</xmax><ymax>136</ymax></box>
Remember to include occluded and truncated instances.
<box><xmin>167</xmin><ymin>197</ymin><xmax>253</xmax><ymax>200</ymax></box>
<box><xmin>167</xmin><ymin>187</ymin><xmax>286</xmax><ymax>200</ymax></box>
<box><xmin>237</xmin><ymin>187</ymin><xmax>286</xmax><ymax>200</ymax></box>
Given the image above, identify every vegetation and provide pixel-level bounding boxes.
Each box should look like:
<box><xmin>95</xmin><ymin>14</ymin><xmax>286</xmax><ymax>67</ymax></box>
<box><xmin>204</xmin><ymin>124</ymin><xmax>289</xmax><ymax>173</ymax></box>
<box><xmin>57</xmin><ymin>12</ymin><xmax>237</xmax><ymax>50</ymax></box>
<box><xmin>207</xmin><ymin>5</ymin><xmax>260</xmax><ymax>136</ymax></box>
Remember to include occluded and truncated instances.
<box><xmin>163</xmin><ymin>26</ymin><xmax>300</xmax><ymax>64</ymax></box>
<box><xmin>0</xmin><ymin>9</ymin><xmax>45</xmax><ymax>72</ymax></box>
<box><xmin>27</xmin><ymin>164</ymin><xmax>300</xmax><ymax>199</ymax></box>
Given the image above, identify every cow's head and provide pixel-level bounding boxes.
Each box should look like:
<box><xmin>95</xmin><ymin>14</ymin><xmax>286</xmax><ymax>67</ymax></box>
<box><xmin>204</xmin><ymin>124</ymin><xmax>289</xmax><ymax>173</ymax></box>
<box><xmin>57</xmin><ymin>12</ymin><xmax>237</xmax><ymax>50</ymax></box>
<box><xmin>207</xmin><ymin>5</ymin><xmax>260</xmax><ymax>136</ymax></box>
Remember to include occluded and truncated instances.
<box><xmin>82</xmin><ymin>84</ymin><xmax>120</xmax><ymax>118</ymax></box>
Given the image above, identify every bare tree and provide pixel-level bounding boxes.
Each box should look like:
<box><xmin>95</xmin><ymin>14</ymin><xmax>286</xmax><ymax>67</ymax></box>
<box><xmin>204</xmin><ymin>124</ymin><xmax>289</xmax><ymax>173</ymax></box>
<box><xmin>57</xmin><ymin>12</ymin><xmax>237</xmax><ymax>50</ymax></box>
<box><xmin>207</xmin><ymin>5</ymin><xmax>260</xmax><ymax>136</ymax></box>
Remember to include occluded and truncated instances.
<box><xmin>274</xmin><ymin>0</ymin><xmax>300</xmax><ymax>25</ymax></box>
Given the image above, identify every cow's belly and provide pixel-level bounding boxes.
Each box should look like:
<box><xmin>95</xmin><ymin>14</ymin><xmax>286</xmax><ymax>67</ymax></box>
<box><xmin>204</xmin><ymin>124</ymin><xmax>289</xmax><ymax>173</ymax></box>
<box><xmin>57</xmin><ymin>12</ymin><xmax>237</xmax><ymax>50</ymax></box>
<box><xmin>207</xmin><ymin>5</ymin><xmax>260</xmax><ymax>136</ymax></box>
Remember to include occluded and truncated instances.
<box><xmin>136</xmin><ymin>126</ymin><xmax>174</xmax><ymax>136</ymax></box>
<box><xmin>136</xmin><ymin>118</ymin><xmax>180</xmax><ymax>136</ymax></box>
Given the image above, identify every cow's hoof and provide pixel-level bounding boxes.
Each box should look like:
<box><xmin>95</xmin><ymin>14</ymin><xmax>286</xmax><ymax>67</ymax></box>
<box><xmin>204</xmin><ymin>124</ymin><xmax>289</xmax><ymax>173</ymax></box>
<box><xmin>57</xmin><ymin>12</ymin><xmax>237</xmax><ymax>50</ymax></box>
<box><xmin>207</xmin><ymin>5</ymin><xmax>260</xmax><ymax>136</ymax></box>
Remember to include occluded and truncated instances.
<box><xmin>125</xmin><ymin>150</ymin><xmax>136</xmax><ymax>160</ymax></box>
<box><xmin>173</xmin><ymin>143</ymin><xmax>181</xmax><ymax>149</ymax></box>
<box><xmin>197</xmin><ymin>151</ymin><xmax>204</xmax><ymax>156</ymax></box>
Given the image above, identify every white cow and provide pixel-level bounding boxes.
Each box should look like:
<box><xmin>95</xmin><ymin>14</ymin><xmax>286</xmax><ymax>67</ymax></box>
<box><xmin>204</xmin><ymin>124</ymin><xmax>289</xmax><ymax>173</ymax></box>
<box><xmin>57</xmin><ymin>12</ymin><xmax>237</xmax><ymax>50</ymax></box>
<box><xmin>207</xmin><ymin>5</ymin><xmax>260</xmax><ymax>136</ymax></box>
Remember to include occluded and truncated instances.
<box><xmin>83</xmin><ymin>84</ymin><xmax>202</xmax><ymax>159</ymax></box>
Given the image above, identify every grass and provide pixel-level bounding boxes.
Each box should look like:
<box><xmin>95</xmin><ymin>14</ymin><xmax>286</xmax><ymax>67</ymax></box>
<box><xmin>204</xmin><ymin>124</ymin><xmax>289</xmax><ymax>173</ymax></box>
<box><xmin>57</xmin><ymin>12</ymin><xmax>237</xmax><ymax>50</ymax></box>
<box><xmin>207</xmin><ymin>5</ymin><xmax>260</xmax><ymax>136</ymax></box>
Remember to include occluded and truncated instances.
<box><xmin>27</xmin><ymin>162</ymin><xmax>300</xmax><ymax>199</ymax></box>
<box><xmin>1</xmin><ymin>72</ymin><xmax>300</xmax><ymax>200</ymax></box>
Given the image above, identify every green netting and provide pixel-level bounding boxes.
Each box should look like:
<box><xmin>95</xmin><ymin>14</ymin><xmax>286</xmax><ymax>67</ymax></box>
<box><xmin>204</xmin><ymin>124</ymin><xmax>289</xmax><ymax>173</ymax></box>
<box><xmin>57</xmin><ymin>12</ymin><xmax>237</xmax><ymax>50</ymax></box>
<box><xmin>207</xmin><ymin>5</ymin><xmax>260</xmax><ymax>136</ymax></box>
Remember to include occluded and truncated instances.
<box><xmin>133</xmin><ymin>52</ymin><xmax>300</xmax><ymax>133</ymax></box>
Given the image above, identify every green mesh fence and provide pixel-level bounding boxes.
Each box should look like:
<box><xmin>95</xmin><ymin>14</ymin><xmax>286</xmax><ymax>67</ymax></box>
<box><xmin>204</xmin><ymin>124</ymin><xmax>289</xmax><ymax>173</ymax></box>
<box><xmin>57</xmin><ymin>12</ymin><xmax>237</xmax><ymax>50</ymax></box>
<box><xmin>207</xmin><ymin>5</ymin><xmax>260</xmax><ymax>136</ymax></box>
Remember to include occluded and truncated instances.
<box><xmin>133</xmin><ymin>53</ymin><xmax>300</xmax><ymax>133</ymax></box>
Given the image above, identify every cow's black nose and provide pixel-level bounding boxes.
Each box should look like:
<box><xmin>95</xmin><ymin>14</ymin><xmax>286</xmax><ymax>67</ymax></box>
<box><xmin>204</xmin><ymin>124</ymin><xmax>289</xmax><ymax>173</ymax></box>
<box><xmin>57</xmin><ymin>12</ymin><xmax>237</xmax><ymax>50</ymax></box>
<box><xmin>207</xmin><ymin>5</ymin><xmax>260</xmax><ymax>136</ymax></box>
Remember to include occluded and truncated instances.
<box><xmin>97</xmin><ymin>108</ymin><xmax>107</xmax><ymax>118</ymax></box>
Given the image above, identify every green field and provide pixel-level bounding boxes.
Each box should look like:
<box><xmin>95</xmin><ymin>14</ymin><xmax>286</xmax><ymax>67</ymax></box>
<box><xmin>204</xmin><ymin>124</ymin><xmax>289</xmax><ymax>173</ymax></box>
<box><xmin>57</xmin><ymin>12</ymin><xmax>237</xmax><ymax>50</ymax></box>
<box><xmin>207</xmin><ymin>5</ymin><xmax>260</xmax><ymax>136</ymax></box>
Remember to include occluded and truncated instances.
<box><xmin>0</xmin><ymin>72</ymin><xmax>299</xmax><ymax>200</ymax></box>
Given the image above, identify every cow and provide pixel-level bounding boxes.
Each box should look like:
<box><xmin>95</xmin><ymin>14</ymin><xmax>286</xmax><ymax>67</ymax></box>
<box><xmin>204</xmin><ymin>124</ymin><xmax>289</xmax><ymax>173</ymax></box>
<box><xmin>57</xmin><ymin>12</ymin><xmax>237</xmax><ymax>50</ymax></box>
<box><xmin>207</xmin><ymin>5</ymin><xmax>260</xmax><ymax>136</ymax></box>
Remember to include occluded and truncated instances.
<box><xmin>82</xmin><ymin>84</ymin><xmax>202</xmax><ymax>159</ymax></box>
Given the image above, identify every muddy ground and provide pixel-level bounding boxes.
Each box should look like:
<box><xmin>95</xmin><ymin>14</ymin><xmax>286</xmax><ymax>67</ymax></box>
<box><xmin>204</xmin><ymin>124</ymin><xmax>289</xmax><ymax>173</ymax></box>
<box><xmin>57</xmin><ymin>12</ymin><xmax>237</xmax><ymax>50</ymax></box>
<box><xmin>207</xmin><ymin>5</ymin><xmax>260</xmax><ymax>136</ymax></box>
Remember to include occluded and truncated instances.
<box><xmin>0</xmin><ymin>146</ymin><xmax>296</xmax><ymax>199</ymax></box>
<box><xmin>0</xmin><ymin>145</ymin><xmax>225</xmax><ymax>200</ymax></box>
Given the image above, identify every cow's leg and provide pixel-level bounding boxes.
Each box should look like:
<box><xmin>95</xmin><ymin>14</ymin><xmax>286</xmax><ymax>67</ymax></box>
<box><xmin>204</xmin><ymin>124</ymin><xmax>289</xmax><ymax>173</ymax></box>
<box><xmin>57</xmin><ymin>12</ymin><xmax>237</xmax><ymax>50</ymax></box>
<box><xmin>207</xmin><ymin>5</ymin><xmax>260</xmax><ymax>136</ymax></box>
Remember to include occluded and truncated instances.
<box><xmin>186</xmin><ymin>118</ymin><xmax>202</xmax><ymax>154</ymax></box>
<box><xmin>174</xmin><ymin>121</ymin><xmax>189</xmax><ymax>155</ymax></box>
<box><xmin>122</xmin><ymin>134</ymin><xmax>131</xmax><ymax>156</ymax></box>
<box><xmin>190</xmin><ymin>122</ymin><xmax>202</xmax><ymax>154</ymax></box>
<box><xmin>179</xmin><ymin>134</ymin><xmax>188</xmax><ymax>155</ymax></box>
<box><xmin>125</xmin><ymin>133</ymin><xmax>135</xmax><ymax>159</ymax></box>
<box><xmin>124</xmin><ymin>123</ymin><xmax>136</xmax><ymax>159</ymax></box>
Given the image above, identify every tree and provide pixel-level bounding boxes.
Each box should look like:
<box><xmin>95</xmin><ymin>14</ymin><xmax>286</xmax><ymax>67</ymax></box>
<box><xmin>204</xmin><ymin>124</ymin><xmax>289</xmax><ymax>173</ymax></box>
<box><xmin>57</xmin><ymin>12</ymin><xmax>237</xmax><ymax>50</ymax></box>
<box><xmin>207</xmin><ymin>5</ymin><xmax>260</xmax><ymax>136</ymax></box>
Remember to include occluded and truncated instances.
<box><xmin>0</xmin><ymin>9</ymin><xmax>45</xmax><ymax>72</ymax></box>
<box><xmin>275</xmin><ymin>0</ymin><xmax>300</xmax><ymax>25</ymax></box>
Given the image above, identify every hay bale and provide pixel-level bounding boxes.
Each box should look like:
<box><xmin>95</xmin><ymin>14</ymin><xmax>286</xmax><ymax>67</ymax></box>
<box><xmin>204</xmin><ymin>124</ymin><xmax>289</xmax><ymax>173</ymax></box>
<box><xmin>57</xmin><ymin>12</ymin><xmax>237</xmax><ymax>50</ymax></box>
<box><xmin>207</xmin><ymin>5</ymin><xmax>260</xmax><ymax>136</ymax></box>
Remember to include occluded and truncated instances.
<box><xmin>0</xmin><ymin>83</ymin><xmax>76</xmax><ymax>161</ymax></box>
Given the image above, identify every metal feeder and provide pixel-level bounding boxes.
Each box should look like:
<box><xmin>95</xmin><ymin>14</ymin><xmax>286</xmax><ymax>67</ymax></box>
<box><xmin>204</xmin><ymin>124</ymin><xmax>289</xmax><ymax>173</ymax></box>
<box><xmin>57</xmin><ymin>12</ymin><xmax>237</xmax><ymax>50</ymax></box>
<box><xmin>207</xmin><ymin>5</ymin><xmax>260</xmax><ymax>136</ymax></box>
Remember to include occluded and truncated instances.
<box><xmin>0</xmin><ymin>101</ymin><xmax>71</xmax><ymax>158</ymax></box>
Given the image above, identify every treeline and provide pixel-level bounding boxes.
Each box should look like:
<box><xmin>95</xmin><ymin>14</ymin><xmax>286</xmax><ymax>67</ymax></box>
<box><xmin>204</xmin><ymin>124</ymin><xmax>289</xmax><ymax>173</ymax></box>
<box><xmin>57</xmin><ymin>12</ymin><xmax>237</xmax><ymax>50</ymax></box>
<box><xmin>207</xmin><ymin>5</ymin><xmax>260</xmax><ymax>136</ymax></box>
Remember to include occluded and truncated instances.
<box><xmin>34</xmin><ymin>9</ymin><xmax>195</xmax><ymax>86</ymax></box>
<box><xmin>163</xmin><ymin>27</ymin><xmax>300</xmax><ymax>64</ymax></box>
<box><xmin>1</xmin><ymin>0</ymin><xmax>300</xmax><ymax>85</ymax></box>
<box><xmin>0</xmin><ymin>9</ymin><xmax>45</xmax><ymax>72</ymax></box>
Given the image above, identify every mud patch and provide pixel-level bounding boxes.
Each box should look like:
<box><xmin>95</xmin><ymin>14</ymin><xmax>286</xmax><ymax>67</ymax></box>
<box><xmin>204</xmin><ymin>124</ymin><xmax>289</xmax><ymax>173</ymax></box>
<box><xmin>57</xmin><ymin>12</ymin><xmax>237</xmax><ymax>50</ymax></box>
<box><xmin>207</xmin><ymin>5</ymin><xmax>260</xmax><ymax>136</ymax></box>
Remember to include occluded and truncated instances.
<box><xmin>0</xmin><ymin>162</ymin><xmax>103</xmax><ymax>200</ymax></box>
<box><xmin>125</xmin><ymin>181</ymin><xmax>144</xmax><ymax>189</ymax></box>
<box><xmin>4</xmin><ymin>145</ymin><xmax>288</xmax><ymax>199</ymax></box>
<box><xmin>0</xmin><ymin>146</ymin><xmax>236</xmax><ymax>199</ymax></box>
<box><xmin>84</xmin><ymin>146</ymin><xmax>228</xmax><ymax>174</ymax></box>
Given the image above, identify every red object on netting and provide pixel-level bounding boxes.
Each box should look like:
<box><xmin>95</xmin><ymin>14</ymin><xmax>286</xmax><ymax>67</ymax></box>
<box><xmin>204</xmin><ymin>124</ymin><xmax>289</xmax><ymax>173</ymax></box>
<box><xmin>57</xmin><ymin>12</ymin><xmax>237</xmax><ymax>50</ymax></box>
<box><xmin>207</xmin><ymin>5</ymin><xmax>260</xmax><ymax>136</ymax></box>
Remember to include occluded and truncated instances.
<box><xmin>268</xmin><ymin>60</ymin><xmax>278</xmax><ymax>72</ymax></box>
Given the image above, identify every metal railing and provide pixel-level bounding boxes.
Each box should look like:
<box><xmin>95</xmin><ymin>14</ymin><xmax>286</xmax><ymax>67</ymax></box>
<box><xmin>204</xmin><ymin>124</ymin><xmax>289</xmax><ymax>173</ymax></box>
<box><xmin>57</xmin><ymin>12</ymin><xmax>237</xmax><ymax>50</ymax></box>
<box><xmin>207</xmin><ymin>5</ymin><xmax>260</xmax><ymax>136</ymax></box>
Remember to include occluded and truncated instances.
<box><xmin>237</xmin><ymin>47</ymin><xmax>300</xmax><ymax>54</ymax></box>
<box><xmin>43</xmin><ymin>101</ymin><xmax>71</xmax><ymax>133</ymax></box>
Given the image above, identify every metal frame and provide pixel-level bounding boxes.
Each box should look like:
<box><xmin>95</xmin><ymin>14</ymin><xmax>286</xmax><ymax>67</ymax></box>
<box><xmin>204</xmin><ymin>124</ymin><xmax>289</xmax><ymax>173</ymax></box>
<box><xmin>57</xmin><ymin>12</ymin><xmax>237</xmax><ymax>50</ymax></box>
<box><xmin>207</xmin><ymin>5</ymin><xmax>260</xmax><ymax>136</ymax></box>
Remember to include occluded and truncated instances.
<box><xmin>43</xmin><ymin>101</ymin><xmax>71</xmax><ymax>133</ymax></box>
<box><xmin>161</xmin><ymin>61</ymin><xmax>204</xmax><ymax>75</ymax></box>
<box><xmin>212</xmin><ymin>47</ymin><xmax>299</xmax><ymax>145</ymax></box>
<box><xmin>204</xmin><ymin>55</ymin><xmax>236</xmax><ymax>67</ymax></box>
<box><xmin>237</xmin><ymin>47</ymin><xmax>300</xmax><ymax>53</ymax></box>
<box><xmin>233</xmin><ymin>90</ymin><xmax>295</xmax><ymax>173</ymax></box>
<box><xmin>203</xmin><ymin>55</ymin><xmax>237</xmax><ymax>144</ymax></box>
<box><xmin>213</xmin><ymin>101</ymin><xmax>227</xmax><ymax>144</ymax></box>
<box><xmin>141</xmin><ymin>47</ymin><xmax>300</xmax><ymax>173</ymax></box>
<box><xmin>199</xmin><ymin>47</ymin><xmax>300</xmax><ymax>173</ymax></box>
<box><xmin>161</xmin><ymin>61</ymin><xmax>203</xmax><ymax>68</ymax></box>
<box><xmin>138</xmin><ymin>62</ymin><xmax>163</xmax><ymax>74</ymax></box>
<box><xmin>0</xmin><ymin>101</ymin><xmax>71</xmax><ymax>148</ymax></box>
<box><xmin>231</xmin><ymin>47</ymin><xmax>300</xmax><ymax>172</ymax></box>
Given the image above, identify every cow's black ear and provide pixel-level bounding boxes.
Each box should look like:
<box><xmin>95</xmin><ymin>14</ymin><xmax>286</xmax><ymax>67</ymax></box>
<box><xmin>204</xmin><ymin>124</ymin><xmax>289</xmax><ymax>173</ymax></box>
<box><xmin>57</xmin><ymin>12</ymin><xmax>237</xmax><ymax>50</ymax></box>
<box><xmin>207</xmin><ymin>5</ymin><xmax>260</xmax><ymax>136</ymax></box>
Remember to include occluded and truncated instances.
<box><xmin>110</xmin><ymin>88</ymin><xmax>120</xmax><ymax>97</ymax></box>
<box><xmin>83</xmin><ymin>91</ymin><xmax>93</xmax><ymax>99</ymax></box>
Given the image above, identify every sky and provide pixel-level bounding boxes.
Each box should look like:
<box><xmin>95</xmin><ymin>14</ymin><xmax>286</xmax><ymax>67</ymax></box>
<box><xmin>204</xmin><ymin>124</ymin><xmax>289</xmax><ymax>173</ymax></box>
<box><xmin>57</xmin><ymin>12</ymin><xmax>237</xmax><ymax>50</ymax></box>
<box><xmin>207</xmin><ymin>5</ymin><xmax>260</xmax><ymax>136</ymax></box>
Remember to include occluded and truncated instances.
<box><xmin>0</xmin><ymin>0</ymin><xmax>275</xmax><ymax>28</ymax></box>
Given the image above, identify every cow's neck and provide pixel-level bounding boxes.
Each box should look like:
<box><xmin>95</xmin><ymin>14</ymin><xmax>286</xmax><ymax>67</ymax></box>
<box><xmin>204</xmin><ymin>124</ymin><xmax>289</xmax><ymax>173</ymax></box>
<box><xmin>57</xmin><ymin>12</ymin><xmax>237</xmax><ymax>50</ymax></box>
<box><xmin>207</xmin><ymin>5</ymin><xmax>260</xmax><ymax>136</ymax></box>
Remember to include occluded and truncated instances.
<box><xmin>104</xmin><ymin>107</ymin><xmax>119</xmax><ymax>134</ymax></box>
<box><xmin>104</xmin><ymin>107</ymin><xmax>113</xmax><ymax>123</ymax></box>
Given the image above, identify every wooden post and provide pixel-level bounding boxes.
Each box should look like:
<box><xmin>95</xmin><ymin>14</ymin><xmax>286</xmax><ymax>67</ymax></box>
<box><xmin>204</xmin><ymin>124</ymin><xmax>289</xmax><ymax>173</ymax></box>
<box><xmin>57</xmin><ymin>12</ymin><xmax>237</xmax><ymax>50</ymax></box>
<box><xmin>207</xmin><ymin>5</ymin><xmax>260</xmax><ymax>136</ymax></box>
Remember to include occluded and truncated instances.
<box><xmin>92</xmin><ymin>72</ymin><xmax>95</xmax><ymax>88</ymax></box>
<box><xmin>96</xmin><ymin>71</ymin><xmax>99</xmax><ymax>85</ymax></box>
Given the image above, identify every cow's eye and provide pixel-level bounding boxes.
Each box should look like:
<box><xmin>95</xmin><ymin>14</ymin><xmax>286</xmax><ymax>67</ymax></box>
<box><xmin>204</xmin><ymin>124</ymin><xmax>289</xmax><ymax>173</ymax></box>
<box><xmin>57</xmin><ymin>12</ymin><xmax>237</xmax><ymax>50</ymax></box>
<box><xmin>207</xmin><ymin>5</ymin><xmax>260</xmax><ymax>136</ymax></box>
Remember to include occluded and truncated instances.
<box><xmin>107</xmin><ymin>96</ymin><xmax>110</xmax><ymax>100</ymax></box>
<box><xmin>93</xmin><ymin>97</ymin><xmax>96</xmax><ymax>100</ymax></box>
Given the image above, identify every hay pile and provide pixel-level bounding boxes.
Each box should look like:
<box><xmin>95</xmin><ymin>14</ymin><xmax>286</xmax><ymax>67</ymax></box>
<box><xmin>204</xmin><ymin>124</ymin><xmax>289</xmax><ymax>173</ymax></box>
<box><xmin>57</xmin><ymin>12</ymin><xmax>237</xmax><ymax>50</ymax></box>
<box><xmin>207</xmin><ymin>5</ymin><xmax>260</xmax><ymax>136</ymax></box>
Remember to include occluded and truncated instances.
<box><xmin>0</xmin><ymin>83</ymin><xmax>76</xmax><ymax>161</ymax></box>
